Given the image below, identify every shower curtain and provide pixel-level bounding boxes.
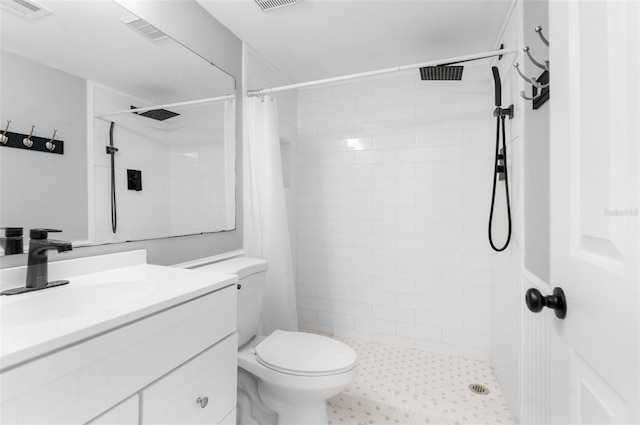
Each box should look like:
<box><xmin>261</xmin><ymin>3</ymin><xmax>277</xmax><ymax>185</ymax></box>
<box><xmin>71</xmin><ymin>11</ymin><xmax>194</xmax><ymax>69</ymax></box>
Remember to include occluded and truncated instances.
<box><xmin>244</xmin><ymin>95</ymin><xmax>298</xmax><ymax>334</ymax></box>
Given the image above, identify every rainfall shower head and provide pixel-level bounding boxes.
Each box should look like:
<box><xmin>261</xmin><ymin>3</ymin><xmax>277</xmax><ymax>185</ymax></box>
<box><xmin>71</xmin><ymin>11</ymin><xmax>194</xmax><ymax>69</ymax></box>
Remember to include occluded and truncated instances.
<box><xmin>131</xmin><ymin>106</ymin><xmax>180</xmax><ymax>121</ymax></box>
<box><xmin>420</xmin><ymin>65</ymin><xmax>464</xmax><ymax>81</ymax></box>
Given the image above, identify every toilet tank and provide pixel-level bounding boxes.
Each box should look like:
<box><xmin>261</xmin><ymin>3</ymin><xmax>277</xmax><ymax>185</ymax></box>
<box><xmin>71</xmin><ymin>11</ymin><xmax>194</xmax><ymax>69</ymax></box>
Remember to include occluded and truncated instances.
<box><xmin>194</xmin><ymin>257</ymin><xmax>268</xmax><ymax>348</ymax></box>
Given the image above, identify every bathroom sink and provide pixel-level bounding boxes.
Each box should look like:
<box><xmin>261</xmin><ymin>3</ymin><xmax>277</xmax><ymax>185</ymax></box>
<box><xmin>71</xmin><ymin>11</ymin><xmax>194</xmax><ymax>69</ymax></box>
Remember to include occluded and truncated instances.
<box><xmin>1</xmin><ymin>279</ymin><xmax>159</xmax><ymax>327</ymax></box>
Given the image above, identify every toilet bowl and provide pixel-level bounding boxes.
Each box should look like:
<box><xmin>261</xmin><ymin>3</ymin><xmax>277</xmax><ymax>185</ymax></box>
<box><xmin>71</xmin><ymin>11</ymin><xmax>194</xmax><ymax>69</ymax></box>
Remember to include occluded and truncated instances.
<box><xmin>196</xmin><ymin>257</ymin><xmax>358</xmax><ymax>425</ymax></box>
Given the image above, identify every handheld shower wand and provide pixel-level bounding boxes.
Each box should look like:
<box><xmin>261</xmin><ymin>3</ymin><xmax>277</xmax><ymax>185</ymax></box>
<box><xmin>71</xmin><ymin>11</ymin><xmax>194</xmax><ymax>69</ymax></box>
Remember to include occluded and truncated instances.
<box><xmin>488</xmin><ymin>66</ymin><xmax>513</xmax><ymax>252</ymax></box>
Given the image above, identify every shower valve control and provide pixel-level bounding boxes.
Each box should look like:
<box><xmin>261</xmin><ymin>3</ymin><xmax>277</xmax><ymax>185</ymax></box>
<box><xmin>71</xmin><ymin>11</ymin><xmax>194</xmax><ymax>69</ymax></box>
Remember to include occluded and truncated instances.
<box><xmin>525</xmin><ymin>287</ymin><xmax>567</xmax><ymax>319</ymax></box>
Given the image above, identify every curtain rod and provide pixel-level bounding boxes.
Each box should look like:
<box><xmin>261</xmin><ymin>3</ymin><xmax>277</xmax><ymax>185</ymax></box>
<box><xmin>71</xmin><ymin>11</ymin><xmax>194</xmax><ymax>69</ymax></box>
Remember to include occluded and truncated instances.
<box><xmin>95</xmin><ymin>94</ymin><xmax>236</xmax><ymax>118</ymax></box>
<box><xmin>247</xmin><ymin>47</ymin><xmax>517</xmax><ymax>97</ymax></box>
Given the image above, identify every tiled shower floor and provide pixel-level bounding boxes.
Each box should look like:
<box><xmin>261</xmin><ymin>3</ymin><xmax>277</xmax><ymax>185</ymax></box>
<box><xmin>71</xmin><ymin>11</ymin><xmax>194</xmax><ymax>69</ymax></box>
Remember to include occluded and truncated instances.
<box><xmin>325</xmin><ymin>336</ymin><xmax>515</xmax><ymax>425</ymax></box>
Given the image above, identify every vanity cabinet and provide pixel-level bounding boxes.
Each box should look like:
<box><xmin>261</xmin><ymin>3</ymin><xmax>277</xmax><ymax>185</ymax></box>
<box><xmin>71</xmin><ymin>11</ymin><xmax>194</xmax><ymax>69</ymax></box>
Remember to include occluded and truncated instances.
<box><xmin>1</xmin><ymin>283</ymin><xmax>238</xmax><ymax>425</ymax></box>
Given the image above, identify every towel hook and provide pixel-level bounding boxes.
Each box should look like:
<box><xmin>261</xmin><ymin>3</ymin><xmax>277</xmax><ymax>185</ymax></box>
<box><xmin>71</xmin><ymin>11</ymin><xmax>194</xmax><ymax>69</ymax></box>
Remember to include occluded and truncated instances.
<box><xmin>535</xmin><ymin>26</ymin><xmax>550</xmax><ymax>47</ymax></box>
<box><xmin>46</xmin><ymin>129</ymin><xmax>57</xmax><ymax>151</ymax></box>
<box><xmin>23</xmin><ymin>125</ymin><xmax>35</xmax><ymax>148</ymax></box>
<box><xmin>514</xmin><ymin>63</ymin><xmax>534</xmax><ymax>85</ymax></box>
<box><xmin>523</xmin><ymin>47</ymin><xmax>549</xmax><ymax>71</ymax></box>
<box><xmin>520</xmin><ymin>90</ymin><xmax>539</xmax><ymax>101</ymax></box>
<box><xmin>531</xmin><ymin>76</ymin><xmax>550</xmax><ymax>89</ymax></box>
<box><xmin>0</xmin><ymin>120</ymin><xmax>10</xmax><ymax>144</ymax></box>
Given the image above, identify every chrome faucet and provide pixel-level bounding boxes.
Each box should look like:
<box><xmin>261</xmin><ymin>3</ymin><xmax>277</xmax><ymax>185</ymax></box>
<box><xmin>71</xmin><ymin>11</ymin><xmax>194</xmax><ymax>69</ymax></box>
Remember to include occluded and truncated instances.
<box><xmin>0</xmin><ymin>228</ymin><xmax>73</xmax><ymax>296</ymax></box>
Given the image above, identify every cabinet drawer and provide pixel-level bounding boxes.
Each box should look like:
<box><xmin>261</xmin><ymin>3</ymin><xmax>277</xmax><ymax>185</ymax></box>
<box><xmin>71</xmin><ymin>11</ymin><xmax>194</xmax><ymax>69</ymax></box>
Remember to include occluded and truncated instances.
<box><xmin>141</xmin><ymin>333</ymin><xmax>238</xmax><ymax>425</ymax></box>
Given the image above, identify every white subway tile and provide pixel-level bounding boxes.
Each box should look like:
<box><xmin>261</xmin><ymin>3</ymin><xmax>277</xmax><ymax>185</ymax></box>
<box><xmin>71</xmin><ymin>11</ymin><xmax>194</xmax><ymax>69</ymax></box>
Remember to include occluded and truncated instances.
<box><xmin>396</xmin><ymin>323</ymin><xmax>441</xmax><ymax>342</ymax></box>
<box><xmin>298</xmin><ymin>86</ymin><xmax>334</xmax><ymax>103</ymax></box>
<box><xmin>371</xmin><ymin>192</ymin><xmax>415</xmax><ymax>207</ymax></box>
<box><xmin>296</xmin><ymin>295</ymin><xmax>333</xmax><ymax>312</ymax></box>
<box><xmin>397</xmin><ymin>147</ymin><xmax>442</xmax><ymax>163</ymax></box>
<box><xmin>356</xmin><ymin>92</ymin><xmax>397</xmax><ymax>109</ymax></box>
<box><xmin>372</xmin><ymin>134</ymin><xmax>416</xmax><ymax>150</ymax></box>
<box><xmin>442</xmin><ymin>268</ymin><xmax>491</xmax><ymax>285</ymax></box>
<box><xmin>316</xmin><ymin>285</ymin><xmax>353</xmax><ymax>300</ymax></box>
<box><xmin>442</xmin><ymin>329</ymin><xmax>490</xmax><ymax>349</ymax></box>
<box><xmin>371</xmin><ymin>333</ymin><xmax>416</xmax><ymax>349</ymax></box>
<box><xmin>333</xmin><ymin>299</ymin><xmax>373</xmax><ymax>317</ymax></box>
<box><xmin>356</xmin><ymin>177</ymin><xmax>397</xmax><ymax>192</ymax></box>
<box><xmin>371</xmin><ymin>75</ymin><xmax>415</xmax><ymax>93</ymax></box>
<box><xmin>372</xmin><ymin>163</ymin><xmax>416</xmax><ymax>178</ymax></box>
<box><xmin>397</xmin><ymin>294</ymin><xmax>442</xmax><ymax>312</ymax></box>
<box><xmin>297</xmin><ymin>308</ymin><xmax>317</xmax><ymax>323</ymax></box>
<box><xmin>371</xmin><ymin>248</ymin><xmax>415</xmax><ymax>265</ymax></box>
<box><xmin>355</xmin><ymin>149</ymin><xmax>399</xmax><ymax>164</ymax></box>
<box><xmin>354</xmin><ymin>316</ymin><xmax>396</xmax><ymax>335</ymax></box>
<box><xmin>415</xmin><ymin>310</ymin><xmax>463</xmax><ymax>329</ymax></box>
<box><xmin>333</xmin><ymin>326</ymin><xmax>372</xmax><ymax>341</ymax></box>
<box><xmin>369</xmin><ymin>104</ymin><xmax>415</xmax><ymax>122</ymax></box>
<box><xmin>354</xmin><ymin>205</ymin><xmax>397</xmax><ymax>220</ymax></box>
<box><xmin>372</xmin><ymin>276</ymin><xmax>415</xmax><ymax>294</ymax></box>
<box><xmin>354</xmin><ymin>260</ymin><xmax>397</xmax><ymax>277</ymax></box>
<box><xmin>370</xmin><ymin>220</ymin><xmax>415</xmax><ymax>236</ymax></box>
<box><xmin>372</xmin><ymin>304</ymin><xmax>416</xmax><ymax>323</ymax></box>
<box><xmin>416</xmin><ymin>129</ymin><xmax>464</xmax><ymax>146</ymax></box>
<box><xmin>354</xmin><ymin>288</ymin><xmax>398</xmax><ymax>307</ymax></box>
<box><xmin>330</xmin><ymin>273</ymin><xmax>373</xmax><ymax>289</ymax></box>
<box><xmin>317</xmin><ymin>311</ymin><xmax>355</xmax><ymax>328</ymax></box>
<box><xmin>414</xmin><ymin>282</ymin><xmax>464</xmax><ymax>299</ymax></box>
<box><xmin>316</xmin><ymin>97</ymin><xmax>356</xmax><ymax>113</ymax></box>
<box><xmin>354</xmin><ymin>234</ymin><xmax>396</xmax><ymax>249</ymax></box>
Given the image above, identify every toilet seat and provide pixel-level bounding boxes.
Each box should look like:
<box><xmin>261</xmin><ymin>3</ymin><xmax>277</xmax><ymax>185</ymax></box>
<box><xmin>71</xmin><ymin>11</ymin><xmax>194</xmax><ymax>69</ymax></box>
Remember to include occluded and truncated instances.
<box><xmin>254</xmin><ymin>330</ymin><xmax>357</xmax><ymax>377</ymax></box>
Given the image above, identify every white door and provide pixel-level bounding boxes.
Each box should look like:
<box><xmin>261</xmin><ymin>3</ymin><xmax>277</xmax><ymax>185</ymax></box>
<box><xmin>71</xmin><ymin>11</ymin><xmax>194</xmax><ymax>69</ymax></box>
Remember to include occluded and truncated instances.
<box><xmin>548</xmin><ymin>1</ymin><xmax>639</xmax><ymax>424</ymax></box>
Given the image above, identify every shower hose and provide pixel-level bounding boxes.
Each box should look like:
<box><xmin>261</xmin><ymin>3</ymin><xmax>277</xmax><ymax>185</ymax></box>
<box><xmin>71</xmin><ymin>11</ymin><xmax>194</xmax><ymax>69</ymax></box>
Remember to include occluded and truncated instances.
<box><xmin>109</xmin><ymin>121</ymin><xmax>117</xmax><ymax>234</ymax></box>
<box><xmin>488</xmin><ymin>112</ymin><xmax>512</xmax><ymax>251</ymax></box>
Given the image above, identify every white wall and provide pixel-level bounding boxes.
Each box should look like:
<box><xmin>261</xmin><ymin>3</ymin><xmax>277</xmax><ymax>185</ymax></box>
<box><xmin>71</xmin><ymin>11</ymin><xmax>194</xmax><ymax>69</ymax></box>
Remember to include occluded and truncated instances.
<box><xmin>0</xmin><ymin>51</ymin><xmax>88</xmax><ymax>244</ymax></box>
<box><xmin>294</xmin><ymin>66</ymin><xmax>498</xmax><ymax>360</ymax></box>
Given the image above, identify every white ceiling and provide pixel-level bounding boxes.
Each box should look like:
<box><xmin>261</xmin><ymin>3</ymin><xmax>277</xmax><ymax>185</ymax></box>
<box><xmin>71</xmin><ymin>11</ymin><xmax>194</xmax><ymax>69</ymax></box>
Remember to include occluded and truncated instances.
<box><xmin>197</xmin><ymin>0</ymin><xmax>514</xmax><ymax>84</ymax></box>
<box><xmin>1</xmin><ymin>1</ymin><xmax>235</xmax><ymax>105</ymax></box>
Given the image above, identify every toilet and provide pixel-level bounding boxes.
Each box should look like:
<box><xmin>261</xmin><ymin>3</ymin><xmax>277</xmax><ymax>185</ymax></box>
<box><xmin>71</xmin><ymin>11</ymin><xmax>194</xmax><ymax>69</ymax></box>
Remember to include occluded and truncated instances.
<box><xmin>199</xmin><ymin>257</ymin><xmax>358</xmax><ymax>425</ymax></box>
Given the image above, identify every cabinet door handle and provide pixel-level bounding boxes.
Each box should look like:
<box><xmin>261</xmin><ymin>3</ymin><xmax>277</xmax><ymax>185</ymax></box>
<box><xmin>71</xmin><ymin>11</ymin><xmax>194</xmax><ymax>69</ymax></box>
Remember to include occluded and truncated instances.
<box><xmin>196</xmin><ymin>396</ymin><xmax>209</xmax><ymax>408</ymax></box>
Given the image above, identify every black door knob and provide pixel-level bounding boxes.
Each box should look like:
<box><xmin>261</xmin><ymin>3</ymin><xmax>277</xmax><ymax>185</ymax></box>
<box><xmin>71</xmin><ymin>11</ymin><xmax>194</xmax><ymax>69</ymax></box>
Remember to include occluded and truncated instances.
<box><xmin>525</xmin><ymin>287</ymin><xmax>567</xmax><ymax>319</ymax></box>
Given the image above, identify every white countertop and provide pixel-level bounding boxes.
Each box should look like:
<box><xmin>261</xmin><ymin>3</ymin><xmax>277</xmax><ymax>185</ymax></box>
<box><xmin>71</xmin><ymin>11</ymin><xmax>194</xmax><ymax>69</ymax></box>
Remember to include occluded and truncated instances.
<box><xmin>0</xmin><ymin>250</ymin><xmax>238</xmax><ymax>371</ymax></box>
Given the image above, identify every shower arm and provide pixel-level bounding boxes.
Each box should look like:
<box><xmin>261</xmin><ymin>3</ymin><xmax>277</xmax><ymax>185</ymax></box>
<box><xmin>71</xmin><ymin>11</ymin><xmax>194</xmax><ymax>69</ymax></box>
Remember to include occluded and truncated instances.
<box><xmin>247</xmin><ymin>47</ymin><xmax>518</xmax><ymax>97</ymax></box>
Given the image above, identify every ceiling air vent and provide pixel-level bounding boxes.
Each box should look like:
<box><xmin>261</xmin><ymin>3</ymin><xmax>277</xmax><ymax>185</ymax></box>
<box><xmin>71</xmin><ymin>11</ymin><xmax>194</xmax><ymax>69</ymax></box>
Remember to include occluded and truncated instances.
<box><xmin>121</xmin><ymin>15</ymin><xmax>168</xmax><ymax>42</ymax></box>
<box><xmin>0</xmin><ymin>0</ymin><xmax>51</xmax><ymax>20</ymax></box>
<box><xmin>254</xmin><ymin>0</ymin><xmax>301</xmax><ymax>12</ymax></box>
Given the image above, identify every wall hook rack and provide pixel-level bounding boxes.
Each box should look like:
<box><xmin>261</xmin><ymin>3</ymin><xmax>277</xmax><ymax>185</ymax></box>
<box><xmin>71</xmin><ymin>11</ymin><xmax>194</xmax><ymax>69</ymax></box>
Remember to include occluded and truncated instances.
<box><xmin>0</xmin><ymin>122</ymin><xmax>65</xmax><ymax>155</ymax></box>
<box><xmin>518</xmin><ymin>25</ymin><xmax>550</xmax><ymax>109</ymax></box>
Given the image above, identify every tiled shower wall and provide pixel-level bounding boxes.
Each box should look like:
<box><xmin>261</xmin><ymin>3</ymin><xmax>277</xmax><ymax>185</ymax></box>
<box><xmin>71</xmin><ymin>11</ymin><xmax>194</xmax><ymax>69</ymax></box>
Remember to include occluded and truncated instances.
<box><xmin>294</xmin><ymin>67</ymin><xmax>498</xmax><ymax>360</ymax></box>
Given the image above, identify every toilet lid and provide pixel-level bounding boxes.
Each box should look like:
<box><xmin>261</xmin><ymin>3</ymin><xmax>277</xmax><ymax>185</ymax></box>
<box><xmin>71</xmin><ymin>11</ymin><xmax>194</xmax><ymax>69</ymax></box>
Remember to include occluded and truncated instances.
<box><xmin>254</xmin><ymin>330</ymin><xmax>357</xmax><ymax>377</ymax></box>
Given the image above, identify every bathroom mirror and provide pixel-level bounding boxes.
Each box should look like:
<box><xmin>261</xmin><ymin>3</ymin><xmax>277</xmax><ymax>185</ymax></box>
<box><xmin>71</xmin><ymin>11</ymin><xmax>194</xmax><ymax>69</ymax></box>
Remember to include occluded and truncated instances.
<box><xmin>0</xmin><ymin>0</ymin><xmax>236</xmax><ymax>253</ymax></box>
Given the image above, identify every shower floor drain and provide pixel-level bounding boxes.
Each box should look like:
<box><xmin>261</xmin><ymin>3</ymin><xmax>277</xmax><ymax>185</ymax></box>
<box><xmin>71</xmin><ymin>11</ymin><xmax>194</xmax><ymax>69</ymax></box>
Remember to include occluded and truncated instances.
<box><xmin>468</xmin><ymin>383</ymin><xmax>490</xmax><ymax>395</ymax></box>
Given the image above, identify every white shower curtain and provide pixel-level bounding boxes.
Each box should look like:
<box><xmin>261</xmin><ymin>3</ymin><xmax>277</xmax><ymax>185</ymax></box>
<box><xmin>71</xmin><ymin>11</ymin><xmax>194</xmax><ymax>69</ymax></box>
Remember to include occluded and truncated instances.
<box><xmin>244</xmin><ymin>95</ymin><xmax>298</xmax><ymax>334</ymax></box>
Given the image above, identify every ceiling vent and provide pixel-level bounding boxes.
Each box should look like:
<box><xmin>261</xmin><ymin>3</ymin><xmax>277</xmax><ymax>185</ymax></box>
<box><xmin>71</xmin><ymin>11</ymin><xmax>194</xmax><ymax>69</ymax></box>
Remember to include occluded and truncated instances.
<box><xmin>254</xmin><ymin>0</ymin><xmax>301</xmax><ymax>12</ymax></box>
<box><xmin>0</xmin><ymin>0</ymin><xmax>51</xmax><ymax>20</ymax></box>
<box><xmin>121</xmin><ymin>15</ymin><xmax>168</xmax><ymax>42</ymax></box>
